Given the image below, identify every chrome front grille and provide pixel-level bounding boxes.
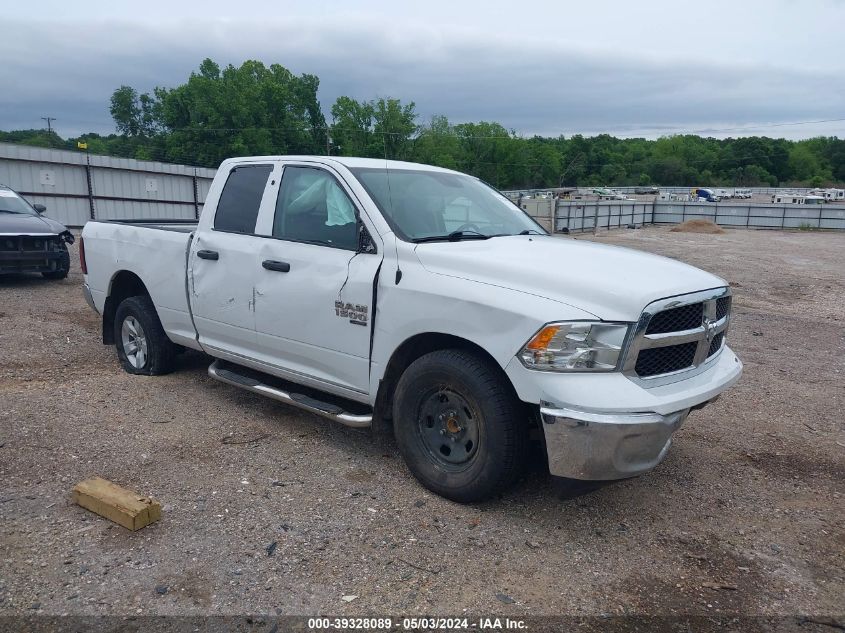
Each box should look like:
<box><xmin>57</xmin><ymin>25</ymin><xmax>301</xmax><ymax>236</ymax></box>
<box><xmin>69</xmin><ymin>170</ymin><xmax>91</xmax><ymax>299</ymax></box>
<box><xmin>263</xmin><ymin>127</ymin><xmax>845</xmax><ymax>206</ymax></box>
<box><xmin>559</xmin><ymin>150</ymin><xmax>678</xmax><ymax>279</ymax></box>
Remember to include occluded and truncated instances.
<box><xmin>623</xmin><ymin>287</ymin><xmax>732</xmax><ymax>384</ymax></box>
<box><xmin>645</xmin><ymin>303</ymin><xmax>704</xmax><ymax>334</ymax></box>
<box><xmin>634</xmin><ymin>341</ymin><xmax>698</xmax><ymax>377</ymax></box>
<box><xmin>708</xmin><ymin>331</ymin><xmax>725</xmax><ymax>357</ymax></box>
<box><xmin>715</xmin><ymin>296</ymin><xmax>731</xmax><ymax>320</ymax></box>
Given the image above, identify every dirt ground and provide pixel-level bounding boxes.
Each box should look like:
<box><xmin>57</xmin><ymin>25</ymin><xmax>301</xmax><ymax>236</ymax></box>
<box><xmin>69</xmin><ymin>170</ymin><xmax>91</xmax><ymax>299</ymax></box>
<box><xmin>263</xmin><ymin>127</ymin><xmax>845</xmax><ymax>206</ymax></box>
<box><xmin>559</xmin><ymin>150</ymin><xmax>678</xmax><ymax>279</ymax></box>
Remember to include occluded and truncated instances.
<box><xmin>0</xmin><ymin>227</ymin><xmax>842</xmax><ymax>625</ymax></box>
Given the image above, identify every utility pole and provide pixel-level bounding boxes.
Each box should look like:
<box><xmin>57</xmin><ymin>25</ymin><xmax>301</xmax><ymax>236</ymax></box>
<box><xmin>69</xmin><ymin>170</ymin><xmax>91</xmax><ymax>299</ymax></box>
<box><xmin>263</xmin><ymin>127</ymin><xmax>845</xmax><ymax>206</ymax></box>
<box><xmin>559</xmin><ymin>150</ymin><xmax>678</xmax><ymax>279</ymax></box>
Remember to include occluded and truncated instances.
<box><xmin>41</xmin><ymin>117</ymin><xmax>56</xmax><ymax>134</ymax></box>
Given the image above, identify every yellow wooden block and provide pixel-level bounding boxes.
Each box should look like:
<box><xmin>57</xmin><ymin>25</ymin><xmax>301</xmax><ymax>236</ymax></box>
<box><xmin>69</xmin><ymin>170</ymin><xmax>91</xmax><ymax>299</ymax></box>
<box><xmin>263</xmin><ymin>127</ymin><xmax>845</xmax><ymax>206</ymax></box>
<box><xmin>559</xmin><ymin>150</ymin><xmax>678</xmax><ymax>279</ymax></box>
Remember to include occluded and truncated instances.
<box><xmin>72</xmin><ymin>477</ymin><xmax>161</xmax><ymax>531</ymax></box>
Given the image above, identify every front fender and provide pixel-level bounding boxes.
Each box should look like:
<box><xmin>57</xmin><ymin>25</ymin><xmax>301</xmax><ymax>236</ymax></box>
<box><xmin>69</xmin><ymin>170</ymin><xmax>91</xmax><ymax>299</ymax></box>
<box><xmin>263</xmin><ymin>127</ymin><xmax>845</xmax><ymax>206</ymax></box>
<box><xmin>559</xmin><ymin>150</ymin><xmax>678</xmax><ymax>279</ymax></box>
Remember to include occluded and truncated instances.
<box><xmin>368</xmin><ymin>260</ymin><xmax>596</xmax><ymax>395</ymax></box>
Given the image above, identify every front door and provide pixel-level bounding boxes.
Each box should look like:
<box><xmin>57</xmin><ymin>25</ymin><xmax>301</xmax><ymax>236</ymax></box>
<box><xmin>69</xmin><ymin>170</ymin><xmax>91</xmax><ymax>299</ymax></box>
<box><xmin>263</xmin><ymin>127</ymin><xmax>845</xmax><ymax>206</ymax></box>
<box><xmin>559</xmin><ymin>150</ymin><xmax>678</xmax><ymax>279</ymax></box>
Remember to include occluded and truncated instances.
<box><xmin>252</xmin><ymin>164</ymin><xmax>382</xmax><ymax>394</ymax></box>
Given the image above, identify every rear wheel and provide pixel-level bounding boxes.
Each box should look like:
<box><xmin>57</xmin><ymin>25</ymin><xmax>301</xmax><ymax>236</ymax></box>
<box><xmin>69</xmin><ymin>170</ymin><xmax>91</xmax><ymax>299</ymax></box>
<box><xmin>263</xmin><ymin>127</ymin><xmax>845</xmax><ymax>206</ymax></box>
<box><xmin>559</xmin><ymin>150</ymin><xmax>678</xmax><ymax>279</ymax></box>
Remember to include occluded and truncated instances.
<box><xmin>114</xmin><ymin>295</ymin><xmax>176</xmax><ymax>375</ymax></box>
<box><xmin>393</xmin><ymin>349</ymin><xmax>527</xmax><ymax>503</ymax></box>
<box><xmin>41</xmin><ymin>247</ymin><xmax>69</xmax><ymax>280</ymax></box>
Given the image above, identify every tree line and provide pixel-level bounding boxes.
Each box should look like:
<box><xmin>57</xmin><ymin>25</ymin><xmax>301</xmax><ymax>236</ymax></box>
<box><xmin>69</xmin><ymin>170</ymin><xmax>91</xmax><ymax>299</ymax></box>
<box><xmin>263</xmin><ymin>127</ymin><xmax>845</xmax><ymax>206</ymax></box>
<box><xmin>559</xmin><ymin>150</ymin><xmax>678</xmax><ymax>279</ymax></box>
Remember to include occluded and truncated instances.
<box><xmin>3</xmin><ymin>58</ymin><xmax>844</xmax><ymax>189</ymax></box>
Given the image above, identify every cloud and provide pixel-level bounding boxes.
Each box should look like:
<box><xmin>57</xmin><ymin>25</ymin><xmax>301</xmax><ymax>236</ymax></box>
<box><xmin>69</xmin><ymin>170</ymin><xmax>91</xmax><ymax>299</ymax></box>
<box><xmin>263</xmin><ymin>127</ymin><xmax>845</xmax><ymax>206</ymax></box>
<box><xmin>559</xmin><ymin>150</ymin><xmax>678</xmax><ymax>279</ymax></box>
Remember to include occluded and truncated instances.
<box><xmin>1</xmin><ymin>17</ymin><xmax>843</xmax><ymax>140</ymax></box>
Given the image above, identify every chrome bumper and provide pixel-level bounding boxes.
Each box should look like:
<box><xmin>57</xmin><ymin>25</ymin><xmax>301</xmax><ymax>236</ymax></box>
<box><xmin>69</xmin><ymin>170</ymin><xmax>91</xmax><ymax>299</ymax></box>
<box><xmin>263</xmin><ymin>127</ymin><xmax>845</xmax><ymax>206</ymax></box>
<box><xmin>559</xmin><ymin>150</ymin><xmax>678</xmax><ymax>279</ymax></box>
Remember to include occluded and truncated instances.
<box><xmin>82</xmin><ymin>283</ymin><xmax>98</xmax><ymax>313</ymax></box>
<box><xmin>540</xmin><ymin>405</ymin><xmax>694</xmax><ymax>480</ymax></box>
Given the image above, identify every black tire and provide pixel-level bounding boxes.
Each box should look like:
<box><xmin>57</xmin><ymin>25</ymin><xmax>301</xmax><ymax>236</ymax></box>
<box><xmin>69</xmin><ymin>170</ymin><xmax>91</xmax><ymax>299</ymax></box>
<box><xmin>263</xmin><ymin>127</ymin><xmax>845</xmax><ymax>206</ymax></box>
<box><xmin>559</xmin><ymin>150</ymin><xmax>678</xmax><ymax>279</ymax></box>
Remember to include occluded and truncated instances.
<box><xmin>113</xmin><ymin>295</ymin><xmax>176</xmax><ymax>375</ymax></box>
<box><xmin>41</xmin><ymin>247</ymin><xmax>70</xmax><ymax>280</ymax></box>
<box><xmin>392</xmin><ymin>349</ymin><xmax>528</xmax><ymax>503</ymax></box>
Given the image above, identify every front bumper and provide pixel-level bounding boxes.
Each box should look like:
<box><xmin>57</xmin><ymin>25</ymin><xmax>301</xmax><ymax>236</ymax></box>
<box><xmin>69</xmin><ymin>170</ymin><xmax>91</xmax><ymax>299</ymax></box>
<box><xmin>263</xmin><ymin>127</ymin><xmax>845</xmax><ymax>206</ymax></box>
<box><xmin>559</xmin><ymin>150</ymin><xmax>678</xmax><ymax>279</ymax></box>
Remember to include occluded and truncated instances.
<box><xmin>540</xmin><ymin>405</ymin><xmax>691</xmax><ymax>479</ymax></box>
<box><xmin>0</xmin><ymin>246</ymin><xmax>65</xmax><ymax>274</ymax></box>
<box><xmin>507</xmin><ymin>347</ymin><xmax>743</xmax><ymax>480</ymax></box>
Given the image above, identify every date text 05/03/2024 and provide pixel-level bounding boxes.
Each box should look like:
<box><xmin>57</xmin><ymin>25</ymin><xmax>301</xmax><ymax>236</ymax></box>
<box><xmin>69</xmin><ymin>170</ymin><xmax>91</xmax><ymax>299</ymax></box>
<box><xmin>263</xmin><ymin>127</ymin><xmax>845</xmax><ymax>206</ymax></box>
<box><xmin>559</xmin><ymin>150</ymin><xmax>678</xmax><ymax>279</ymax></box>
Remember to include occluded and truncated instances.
<box><xmin>307</xmin><ymin>617</ymin><xmax>527</xmax><ymax>630</ymax></box>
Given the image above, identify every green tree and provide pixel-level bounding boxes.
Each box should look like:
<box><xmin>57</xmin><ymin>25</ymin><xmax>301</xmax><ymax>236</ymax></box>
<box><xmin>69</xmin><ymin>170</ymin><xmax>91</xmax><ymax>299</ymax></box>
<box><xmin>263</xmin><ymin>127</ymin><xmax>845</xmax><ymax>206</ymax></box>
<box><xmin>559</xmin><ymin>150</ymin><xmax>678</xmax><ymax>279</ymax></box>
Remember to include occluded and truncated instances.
<box><xmin>330</xmin><ymin>96</ymin><xmax>376</xmax><ymax>157</ymax></box>
<box><xmin>412</xmin><ymin>115</ymin><xmax>462</xmax><ymax>169</ymax></box>
<box><xmin>329</xmin><ymin>96</ymin><xmax>417</xmax><ymax>159</ymax></box>
<box><xmin>109</xmin><ymin>85</ymin><xmax>158</xmax><ymax>138</ymax></box>
<box><xmin>787</xmin><ymin>144</ymin><xmax>823</xmax><ymax>182</ymax></box>
<box><xmin>109</xmin><ymin>59</ymin><xmax>327</xmax><ymax>167</ymax></box>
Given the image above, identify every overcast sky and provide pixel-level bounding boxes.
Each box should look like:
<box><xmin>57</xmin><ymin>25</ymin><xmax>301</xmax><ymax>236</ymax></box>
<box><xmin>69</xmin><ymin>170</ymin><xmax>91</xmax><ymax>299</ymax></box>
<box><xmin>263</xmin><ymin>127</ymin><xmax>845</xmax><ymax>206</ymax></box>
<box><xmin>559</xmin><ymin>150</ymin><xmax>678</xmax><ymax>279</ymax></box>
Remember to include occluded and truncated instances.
<box><xmin>2</xmin><ymin>0</ymin><xmax>844</xmax><ymax>140</ymax></box>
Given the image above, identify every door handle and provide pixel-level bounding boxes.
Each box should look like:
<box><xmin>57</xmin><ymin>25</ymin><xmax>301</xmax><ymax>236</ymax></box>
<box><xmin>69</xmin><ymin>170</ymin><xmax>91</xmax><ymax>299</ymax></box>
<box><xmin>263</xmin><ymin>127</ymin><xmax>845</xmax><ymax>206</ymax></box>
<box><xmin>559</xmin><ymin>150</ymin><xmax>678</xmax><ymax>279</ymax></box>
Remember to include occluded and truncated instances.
<box><xmin>262</xmin><ymin>259</ymin><xmax>291</xmax><ymax>272</ymax></box>
<box><xmin>197</xmin><ymin>249</ymin><xmax>219</xmax><ymax>260</ymax></box>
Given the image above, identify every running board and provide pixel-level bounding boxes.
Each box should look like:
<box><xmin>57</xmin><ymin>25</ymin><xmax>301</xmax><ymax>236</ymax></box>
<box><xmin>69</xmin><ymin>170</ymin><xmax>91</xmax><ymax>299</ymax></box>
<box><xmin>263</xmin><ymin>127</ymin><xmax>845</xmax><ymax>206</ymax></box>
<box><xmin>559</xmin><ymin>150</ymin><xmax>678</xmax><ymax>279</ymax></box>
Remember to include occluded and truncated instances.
<box><xmin>207</xmin><ymin>360</ymin><xmax>372</xmax><ymax>429</ymax></box>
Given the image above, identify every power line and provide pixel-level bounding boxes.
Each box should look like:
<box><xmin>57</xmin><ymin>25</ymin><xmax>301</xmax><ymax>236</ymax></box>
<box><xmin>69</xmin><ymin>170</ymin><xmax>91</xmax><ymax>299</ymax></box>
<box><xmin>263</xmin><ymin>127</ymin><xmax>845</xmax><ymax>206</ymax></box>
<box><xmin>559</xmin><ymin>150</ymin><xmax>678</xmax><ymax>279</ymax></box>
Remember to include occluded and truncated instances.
<box><xmin>612</xmin><ymin>117</ymin><xmax>845</xmax><ymax>139</ymax></box>
<box><xmin>686</xmin><ymin>117</ymin><xmax>845</xmax><ymax>134</ymax></box>
<box><xmin>36</xmin><ymin>114</ymin><xmax>845</xmax><ymax>139</ymax></box>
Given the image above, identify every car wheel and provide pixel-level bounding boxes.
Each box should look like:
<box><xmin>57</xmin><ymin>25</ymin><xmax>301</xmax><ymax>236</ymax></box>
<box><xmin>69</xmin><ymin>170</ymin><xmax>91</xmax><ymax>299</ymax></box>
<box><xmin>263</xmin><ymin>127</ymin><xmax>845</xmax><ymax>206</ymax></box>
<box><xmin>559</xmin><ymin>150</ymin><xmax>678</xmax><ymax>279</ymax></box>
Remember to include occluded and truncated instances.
<box><xmin>41</xmin><ymin>246</ymin><xmax>70</xmax><ymax>280</ymax></box>
<box><xmin>393</xmin><ymin>349</ymin><xmax>528</xmax><ymax>502</ymax></box>
<box><xmin>114</xmin><ymin>295</ymin><xmax>176</xmax><ymax>375</ymax></box>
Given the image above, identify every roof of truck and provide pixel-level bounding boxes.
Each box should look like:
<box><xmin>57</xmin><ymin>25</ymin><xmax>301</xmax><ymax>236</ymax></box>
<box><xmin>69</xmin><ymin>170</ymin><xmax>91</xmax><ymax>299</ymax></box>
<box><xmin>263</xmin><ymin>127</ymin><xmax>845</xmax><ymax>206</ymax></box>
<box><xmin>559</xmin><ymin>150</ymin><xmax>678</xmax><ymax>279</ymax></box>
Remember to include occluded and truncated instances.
<box><xmin>221</xmin><ymin>155</ymin><xmax>460</xmax><ymax>174</ymax></box>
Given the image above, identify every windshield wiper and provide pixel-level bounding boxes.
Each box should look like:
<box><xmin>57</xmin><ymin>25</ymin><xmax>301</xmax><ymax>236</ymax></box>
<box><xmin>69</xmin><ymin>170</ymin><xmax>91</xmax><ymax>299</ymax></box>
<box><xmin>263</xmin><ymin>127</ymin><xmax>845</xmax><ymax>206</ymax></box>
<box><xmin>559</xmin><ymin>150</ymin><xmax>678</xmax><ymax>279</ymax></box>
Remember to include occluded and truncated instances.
<box><xmin>412</xmin><ymin>230</ymin><xmax>492</xmax><ymax>243</ymax></box>
<box><xmin>518</xmin><ymin>229</ymin><xmax>545</xmax><ymax>235</ymax></box>
<box><xmin>0</xmin><ymin>209</ymin><xmax>26</xmax><ymax>214</ymax></box>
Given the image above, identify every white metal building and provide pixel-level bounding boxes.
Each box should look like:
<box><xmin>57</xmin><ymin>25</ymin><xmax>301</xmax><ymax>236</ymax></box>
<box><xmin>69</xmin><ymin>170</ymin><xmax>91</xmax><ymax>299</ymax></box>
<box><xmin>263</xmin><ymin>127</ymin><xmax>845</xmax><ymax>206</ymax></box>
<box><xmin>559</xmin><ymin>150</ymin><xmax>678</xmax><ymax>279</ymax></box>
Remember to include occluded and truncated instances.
<box><xmin>0</xmin><ymin>143</ymin><xmax>216</xmax><ymax>227</ymax></box>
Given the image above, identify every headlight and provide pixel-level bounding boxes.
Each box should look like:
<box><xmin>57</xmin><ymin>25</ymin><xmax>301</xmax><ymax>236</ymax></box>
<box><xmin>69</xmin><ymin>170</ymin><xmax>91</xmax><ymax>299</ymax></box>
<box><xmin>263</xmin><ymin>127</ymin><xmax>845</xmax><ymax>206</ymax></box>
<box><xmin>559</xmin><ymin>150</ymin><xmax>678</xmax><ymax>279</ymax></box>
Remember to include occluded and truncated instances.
<box><xmin>519</xmin><ymin>322</ymin><xmax>630</xmax><ymax>372</ymax></box>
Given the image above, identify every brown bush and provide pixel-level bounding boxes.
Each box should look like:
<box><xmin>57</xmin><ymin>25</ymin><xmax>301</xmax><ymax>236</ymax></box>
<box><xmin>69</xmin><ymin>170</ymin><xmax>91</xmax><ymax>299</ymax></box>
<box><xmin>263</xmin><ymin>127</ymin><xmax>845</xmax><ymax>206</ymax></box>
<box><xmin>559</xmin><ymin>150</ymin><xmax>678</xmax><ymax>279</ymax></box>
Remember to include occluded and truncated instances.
<box><xmin>670</xmin><ymin>219</ymin><xmax>726</xmax><ymax>234</ymax></box>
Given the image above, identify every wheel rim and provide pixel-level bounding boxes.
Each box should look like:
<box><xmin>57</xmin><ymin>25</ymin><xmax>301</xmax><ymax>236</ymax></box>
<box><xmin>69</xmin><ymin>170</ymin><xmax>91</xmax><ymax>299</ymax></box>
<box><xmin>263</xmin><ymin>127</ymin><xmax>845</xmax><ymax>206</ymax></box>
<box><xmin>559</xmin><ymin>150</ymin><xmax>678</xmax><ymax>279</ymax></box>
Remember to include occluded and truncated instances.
<box><xmin>416</xmin><ymin>388</ymin><xmax>480</xmax><ymax>469</ymax></box>
<box><xmin>121</xmin><ymin>316</ymin><xmax>148</xmax><ymax>369</ymax></box>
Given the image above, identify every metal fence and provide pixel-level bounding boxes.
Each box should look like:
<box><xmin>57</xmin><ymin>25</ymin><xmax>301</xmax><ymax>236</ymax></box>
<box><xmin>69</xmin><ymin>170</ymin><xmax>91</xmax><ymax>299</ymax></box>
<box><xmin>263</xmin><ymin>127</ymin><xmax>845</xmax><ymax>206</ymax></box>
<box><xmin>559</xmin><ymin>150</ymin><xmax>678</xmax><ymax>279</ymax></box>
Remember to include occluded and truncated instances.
<box><xmin>522</xmin><ymin>199</ymin><xmax>845</xmax><ymax>232</ymax></box>
<box><xmin>0</xmin><ymin>143</ymin><xmax>216</xmax><ymax>227</ymax></box>
<box><xmin>504</xmin><ymin>186</ymin><xmax>831</xmax><ymax>197</ymax></box>
<box><xmin>651</xmin><ymin>201</ymin><xmax>845</xmax><ymax>230</ymax></box>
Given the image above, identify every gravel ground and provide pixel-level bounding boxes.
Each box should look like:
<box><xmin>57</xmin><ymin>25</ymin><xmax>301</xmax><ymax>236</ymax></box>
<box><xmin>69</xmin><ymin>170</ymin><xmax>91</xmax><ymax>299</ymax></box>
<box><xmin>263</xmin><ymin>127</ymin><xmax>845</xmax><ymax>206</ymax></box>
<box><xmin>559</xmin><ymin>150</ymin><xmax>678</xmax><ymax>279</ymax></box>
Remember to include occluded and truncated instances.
<box><xmin>0</xmin><ymin>227</ymin><xmax>843</xmax><ymax>622</ymax></box>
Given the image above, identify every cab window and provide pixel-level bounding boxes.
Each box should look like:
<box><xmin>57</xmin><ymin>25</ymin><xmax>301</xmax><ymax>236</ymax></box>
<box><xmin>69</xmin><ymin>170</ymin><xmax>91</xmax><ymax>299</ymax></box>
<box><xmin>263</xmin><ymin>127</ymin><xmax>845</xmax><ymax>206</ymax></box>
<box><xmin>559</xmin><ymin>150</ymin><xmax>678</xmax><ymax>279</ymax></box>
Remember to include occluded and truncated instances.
<box><xmin>214</xmin><ymin>164</ymin><xmax>273</xmax><ymax>234</ymax></box>
<box><xmin>273</xmin><ymin>166</ymin><xmax>358</xmax><ymax>250</ymax></box>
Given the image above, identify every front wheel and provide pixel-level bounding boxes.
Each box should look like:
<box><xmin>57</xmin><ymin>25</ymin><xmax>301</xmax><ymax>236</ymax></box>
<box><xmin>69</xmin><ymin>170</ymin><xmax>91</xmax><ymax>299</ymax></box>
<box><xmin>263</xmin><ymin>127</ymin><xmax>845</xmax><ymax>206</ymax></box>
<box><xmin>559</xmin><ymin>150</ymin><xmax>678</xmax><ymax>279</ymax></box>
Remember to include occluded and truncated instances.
<box><xmin>114</xmin><ymin>295</ymin><xmax>176</xmax><ymax>375</ymax></box>
<box><xmin>392</xmin><ymin>349</ymin><xmax>528</xmax><ymax>502</ymax></box>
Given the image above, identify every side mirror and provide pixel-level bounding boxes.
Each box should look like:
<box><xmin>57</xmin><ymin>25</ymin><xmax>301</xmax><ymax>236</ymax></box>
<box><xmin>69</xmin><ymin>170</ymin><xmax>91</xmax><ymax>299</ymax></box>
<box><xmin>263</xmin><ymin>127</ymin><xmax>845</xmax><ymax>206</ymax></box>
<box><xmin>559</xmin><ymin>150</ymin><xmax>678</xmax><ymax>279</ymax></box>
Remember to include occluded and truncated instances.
<box><xmin>357</xmin><ymin>224</ymin><xmax>376</xmax><ymax>254</ymax></box>
<box><xmin>33</xmin><ymin>204</ymin><xmax>47</xmax><ymax>213</ymax></box>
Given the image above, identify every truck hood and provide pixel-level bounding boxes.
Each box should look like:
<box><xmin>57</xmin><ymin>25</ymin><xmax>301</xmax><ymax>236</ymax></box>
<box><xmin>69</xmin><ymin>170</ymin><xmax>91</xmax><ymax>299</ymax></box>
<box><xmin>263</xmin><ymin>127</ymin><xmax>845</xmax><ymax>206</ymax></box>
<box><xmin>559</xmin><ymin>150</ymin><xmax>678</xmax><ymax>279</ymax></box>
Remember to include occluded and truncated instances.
<box><xmin>0</xmin><ymin>213</ymin><xmax>66</xmax><ymax>235</ymax></box>
<box><xmin>413</xmin><ymin>235</ymin><xmax>725</xmax><ymax>321</ymax></box>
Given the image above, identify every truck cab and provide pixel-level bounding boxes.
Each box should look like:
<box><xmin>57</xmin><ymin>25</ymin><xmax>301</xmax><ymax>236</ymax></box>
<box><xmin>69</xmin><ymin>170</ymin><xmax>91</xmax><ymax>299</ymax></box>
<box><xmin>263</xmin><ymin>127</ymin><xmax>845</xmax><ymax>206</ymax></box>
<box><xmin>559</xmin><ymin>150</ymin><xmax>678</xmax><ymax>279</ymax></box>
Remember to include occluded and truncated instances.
<box><xmin>692</xmin><ymin>188</ymin><xmax>720</xmax><ymax>202</ymax></box>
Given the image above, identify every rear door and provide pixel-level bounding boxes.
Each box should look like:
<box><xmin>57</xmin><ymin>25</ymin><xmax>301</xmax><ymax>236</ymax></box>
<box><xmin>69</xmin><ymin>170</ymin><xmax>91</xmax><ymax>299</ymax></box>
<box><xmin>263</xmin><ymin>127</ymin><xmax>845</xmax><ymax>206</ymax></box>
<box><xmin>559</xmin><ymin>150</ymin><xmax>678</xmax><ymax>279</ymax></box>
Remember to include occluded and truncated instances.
<box><xmin>251</xmin><ymin>163</ymin><xmax>383</xmax><ymax>394</ymax></box>
<box><xmin>189</xmin><ymin>162</ymin><xmax>277</xmax><ymax>357</ymax></box>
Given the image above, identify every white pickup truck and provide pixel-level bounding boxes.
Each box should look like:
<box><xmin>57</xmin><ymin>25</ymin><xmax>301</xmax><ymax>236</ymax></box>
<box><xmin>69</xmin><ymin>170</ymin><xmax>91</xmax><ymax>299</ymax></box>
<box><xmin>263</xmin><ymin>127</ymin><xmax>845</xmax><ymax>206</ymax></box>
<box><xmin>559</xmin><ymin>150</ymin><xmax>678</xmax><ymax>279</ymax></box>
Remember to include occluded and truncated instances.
<box><xmin>81</xmin><ymin>156</ymin><xmax>742</xmax><ymax>502</ymax></box>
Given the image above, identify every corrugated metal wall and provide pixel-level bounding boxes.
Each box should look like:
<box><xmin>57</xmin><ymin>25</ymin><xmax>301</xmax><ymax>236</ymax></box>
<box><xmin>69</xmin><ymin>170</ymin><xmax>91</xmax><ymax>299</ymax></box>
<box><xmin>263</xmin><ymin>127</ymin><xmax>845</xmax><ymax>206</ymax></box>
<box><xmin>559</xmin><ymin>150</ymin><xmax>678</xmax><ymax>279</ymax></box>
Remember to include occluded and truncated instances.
<box><xmin>504</xmin><ymin>186</ymin><xmax>823</xmax><ymax>196</ymax></box>
<box><xmin>518</xmin><ymin>198</ymin><xmax>555</xmax><ymax>232</ymax></box>
<box><xmin>0</xmin><ymin>143</ymin><xmax>216</xmax><ymax>227</ymax></box>
<box><xmin>651</xmin><ymin>202</ymin><xmax>845</xmax><ymax>229</ymax></box>
<box><xmin>555</xmin><ymin>201</ymin><xmax>653</xmax><ymax>232</ymax></box>
<box><xmin>552</xmin><ymin>200</ymin><xmax>845</xmax><ymax>232</ymax></box>
<box><xmin>523</xmin><ymin>199</ymin><xmax>653</xmax><ymax>232</ymax></box>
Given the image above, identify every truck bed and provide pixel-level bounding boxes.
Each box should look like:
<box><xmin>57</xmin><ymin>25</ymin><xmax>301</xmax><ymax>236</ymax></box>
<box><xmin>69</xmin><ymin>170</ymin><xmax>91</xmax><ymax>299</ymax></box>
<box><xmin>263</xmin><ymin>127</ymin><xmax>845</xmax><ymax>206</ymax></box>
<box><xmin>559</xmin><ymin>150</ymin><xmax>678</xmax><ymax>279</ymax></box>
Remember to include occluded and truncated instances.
<box><xmin>83</xmin><ymin>220</ymin><xmax>199</xmax><ymax>349</ymax></box>
<box><xmin>99</xmin><ymin>219</ymin><xmax>198</xmax><ymax>233</ymax></box>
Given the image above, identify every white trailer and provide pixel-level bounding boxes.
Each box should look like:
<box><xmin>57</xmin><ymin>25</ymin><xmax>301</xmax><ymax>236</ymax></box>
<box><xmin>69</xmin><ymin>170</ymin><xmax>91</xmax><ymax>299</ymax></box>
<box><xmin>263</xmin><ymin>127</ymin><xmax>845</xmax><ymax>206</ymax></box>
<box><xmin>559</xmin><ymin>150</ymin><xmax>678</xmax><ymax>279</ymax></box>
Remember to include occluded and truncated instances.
<box><xmin>773</xmin><ymin>193</ymin><xmax>825</xmax><ymax>205</ymax></box>
<box><xmin>808</xmin><ymin>188</ymin><xmax>845</xmax><ymax>202</ymax></box>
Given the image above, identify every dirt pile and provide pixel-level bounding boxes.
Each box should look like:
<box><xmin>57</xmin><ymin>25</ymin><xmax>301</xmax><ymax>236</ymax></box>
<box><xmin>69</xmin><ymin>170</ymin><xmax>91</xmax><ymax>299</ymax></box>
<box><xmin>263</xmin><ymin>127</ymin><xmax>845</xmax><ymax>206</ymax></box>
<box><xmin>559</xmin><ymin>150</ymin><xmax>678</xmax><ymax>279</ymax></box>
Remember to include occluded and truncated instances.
<box><xmin>670</xmin><ymin>219</ymin><xmax>725</xmax><ymax>234</ymax></box>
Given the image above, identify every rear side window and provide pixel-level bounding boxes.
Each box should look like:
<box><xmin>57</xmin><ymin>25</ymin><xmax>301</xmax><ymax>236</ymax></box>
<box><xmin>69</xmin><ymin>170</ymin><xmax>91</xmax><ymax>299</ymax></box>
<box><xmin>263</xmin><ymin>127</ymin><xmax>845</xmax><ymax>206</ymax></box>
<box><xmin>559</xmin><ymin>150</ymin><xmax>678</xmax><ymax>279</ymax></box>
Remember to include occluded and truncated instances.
<box><xmin>214</xmin><ymin>164</ymin><xmax>273</xmax><ymax>233</ymax></box>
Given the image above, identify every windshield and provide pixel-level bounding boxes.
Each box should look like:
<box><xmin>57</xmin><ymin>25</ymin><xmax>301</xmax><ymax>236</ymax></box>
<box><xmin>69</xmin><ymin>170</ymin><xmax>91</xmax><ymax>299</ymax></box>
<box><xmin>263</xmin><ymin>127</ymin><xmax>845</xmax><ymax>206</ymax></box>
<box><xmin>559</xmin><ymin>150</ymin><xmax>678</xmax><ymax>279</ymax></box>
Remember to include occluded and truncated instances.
<box><xmin>0</xmin><ymin>189</ymin><xmax>37</xmax><ymax>215</ymax></box>
<box><xmin>350</xmin><ymin>168</ymin><xmax>545</xmax><ymax>242</ymax></box>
